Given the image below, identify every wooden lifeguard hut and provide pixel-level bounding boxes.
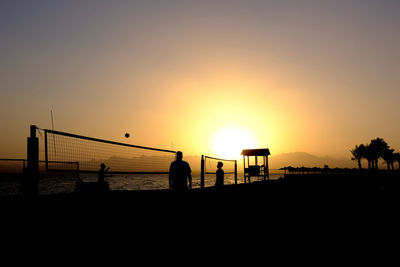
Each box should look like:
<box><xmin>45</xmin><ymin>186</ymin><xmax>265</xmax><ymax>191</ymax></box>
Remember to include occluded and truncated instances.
<box><xmin>241</xmin><ymin>148</ymin><xmax>270</xmax><ymax>183</ymax></box>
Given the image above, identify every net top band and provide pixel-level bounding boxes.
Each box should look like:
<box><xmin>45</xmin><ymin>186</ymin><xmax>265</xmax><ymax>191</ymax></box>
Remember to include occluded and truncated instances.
<box><xmin>44</xmin><ymin>129</ymin><xmax>176</xmax><ymax>154</ymax></box>
<box><xmin>204</xmin><ymin>155</ymin><xmax>237</xmax><ymax>162</ymax></box>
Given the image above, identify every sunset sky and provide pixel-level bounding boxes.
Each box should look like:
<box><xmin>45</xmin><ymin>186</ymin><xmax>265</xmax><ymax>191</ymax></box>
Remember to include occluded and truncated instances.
<box><xmin>1</xmin><ymin>0</ymin><xmax>399</xmax><ymax>161</ymax></box>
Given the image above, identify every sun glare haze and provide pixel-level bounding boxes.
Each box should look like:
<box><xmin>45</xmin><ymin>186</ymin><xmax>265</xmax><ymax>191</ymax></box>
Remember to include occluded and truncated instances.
<box><xmin>211</xmin><ymin>127</ymin><xmax>256</xmax><ymax>159</ymax></box>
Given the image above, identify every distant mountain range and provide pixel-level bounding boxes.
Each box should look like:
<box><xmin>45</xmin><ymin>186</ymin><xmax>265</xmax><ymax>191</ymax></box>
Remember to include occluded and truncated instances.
<box><xmin>183</xmin><ymin>152</ymin><xmax>357</xmax><ymax>172</ymax></box>
<box><xmin>268</xmin><ymin>152</ymin><xmax>354</xmax><ymax>169</ymax></box>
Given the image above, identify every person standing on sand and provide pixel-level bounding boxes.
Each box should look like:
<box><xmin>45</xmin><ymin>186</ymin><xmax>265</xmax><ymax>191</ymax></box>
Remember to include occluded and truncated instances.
<box><xmin>98</xmin><ymin>163</ymin><xmax>110</xmax><ymax>183</ymax></box>
<box><xmin>96</xmin><ymin>163</ymin><xmax>110</xmax><ymax>192</ymax></box>
<box><xmin>169</xmin><ymin>151</ymin><xmax>192</xmax><ymax>191</ymax></box>
<box><xmin>215</xmin><ymin>161</ymin><xmax>224</xmax><ymax>189</ymax></box>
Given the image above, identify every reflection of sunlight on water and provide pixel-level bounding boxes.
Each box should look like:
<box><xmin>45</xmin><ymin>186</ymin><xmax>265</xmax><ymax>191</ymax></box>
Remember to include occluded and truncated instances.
<box><xmin>0</xmin><ymin>170</ymin><xmax>285</xmax><ymax>195</ymax></box>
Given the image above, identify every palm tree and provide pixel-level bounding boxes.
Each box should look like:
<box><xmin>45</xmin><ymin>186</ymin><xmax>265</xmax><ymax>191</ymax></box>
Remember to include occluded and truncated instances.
<box><xmin>364</xmin><ymin>144</ymin><xmax>375</xmax><ymax>169</ymax></box>
<box><xmin>367</xmin><ymin>138</ymin><xmax>388</xmax><ymax>169</ymax></box>
<box><xmin>381</xmin><ymin>148</ymin><xmax>395</xmax><ymax>171</ymax></box>
<box><xmin>350</xmin><ymin>144</ymin><xmax>366</xmax><ymax>169</ymax></box>
<box><xmin>395</xmin><ymin>153</ymin><xmax>400</xmax><ymax>170</ymax></box>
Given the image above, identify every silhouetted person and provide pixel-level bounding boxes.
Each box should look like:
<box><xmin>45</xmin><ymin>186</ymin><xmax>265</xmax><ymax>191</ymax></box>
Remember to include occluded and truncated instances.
<box><xmin>75</xmin><ymin>163</ymin><xmax>110</xmax><ymax>193</ymax></box>
<box><xmin>169</xmin><ymin>151</ymin><xmax>192</xmax><ymax>191</ymax></box>
<box><xmin>97</xmin><ymin>163</ymin><xmax>111</xmax><ymax>192</ymax></box>
<box><xmin>215</xmin><ymin>161</ymin><xmax>224</xmax><ymax>189</ymax></box>
<box><xmin>98</xmin><ymin>163</ymin><xmax>110</xmax><ymax>183</ymax></box>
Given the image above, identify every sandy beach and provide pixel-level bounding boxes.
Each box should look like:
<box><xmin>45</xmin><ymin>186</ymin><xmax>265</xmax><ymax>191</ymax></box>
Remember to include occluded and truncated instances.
<box><xmin>3</xmin><ymin>174</ymin><xmax>399</xmax><ymax>236</ymax></box>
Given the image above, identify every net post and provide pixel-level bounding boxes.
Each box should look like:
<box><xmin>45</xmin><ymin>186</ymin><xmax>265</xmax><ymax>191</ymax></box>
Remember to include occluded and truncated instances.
<box><xmin>24</xmin><ymin>125</ymin><xmax>39</xmax><ymax>196</ymax></box>
<box><xmin>44</xmin><ymin>130</ymin><xmax>48</xmax><ymax>171</ymax></box>
<box><xmin>234</xmin><ymin>160</ymin><xmax>237</xmax><ymax>185</ymax></box>
<box><xmin>200</xmin><ymin>155</ymin><xmax>205</xmax><ymax>189</ymax></box>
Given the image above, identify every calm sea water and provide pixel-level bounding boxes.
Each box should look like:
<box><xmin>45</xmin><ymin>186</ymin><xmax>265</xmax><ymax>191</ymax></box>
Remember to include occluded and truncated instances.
<box><xmin>0</xmin><ymin>171</ymin><xmax>284</xmax><ymax>196</ymax></box>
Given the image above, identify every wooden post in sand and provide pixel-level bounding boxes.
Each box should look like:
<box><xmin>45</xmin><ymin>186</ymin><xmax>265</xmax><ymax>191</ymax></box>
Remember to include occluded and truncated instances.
<box><xmin>24</xmin><ymin>125</ymin><xmax>39</xmax><ymax>196</ymax></box>
<box><xmin>200</xmin><ymin>155</ymin><xmax>205</xmax><ymax>189</ymax></box>
<box><xmin>234</xmin><ymin>160</ymin><xmax>237</xmax><ymax>185</ymax></box>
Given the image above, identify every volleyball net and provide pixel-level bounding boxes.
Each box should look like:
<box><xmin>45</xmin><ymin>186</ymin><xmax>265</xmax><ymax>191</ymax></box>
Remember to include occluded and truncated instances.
<box><xmin>204</xmin><ymin>156</ymin><xmax>236</xmax><ymax>174</ymax></box>
<box><xmin>44</xmin><ymin>129</ymin><xmax>176</xmax><ymax>174</ymax></box>
<box><xmin>201</xmin><ymin>155</ymin><xmax>237</xmax><ymax>187</ymax></box>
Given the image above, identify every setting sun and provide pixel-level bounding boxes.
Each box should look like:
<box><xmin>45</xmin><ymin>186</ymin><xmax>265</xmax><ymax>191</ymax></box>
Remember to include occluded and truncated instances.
<box><xmin>211</xmin><ymin>127</ymin><xmax>256</xmax><ymax>159</ymax></box>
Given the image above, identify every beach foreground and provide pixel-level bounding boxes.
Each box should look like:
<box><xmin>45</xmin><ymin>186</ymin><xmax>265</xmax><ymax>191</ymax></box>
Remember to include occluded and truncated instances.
<box><xmin>3</xmin><ymin>174</ymin><xmax>399</xmax><ymax>236</ymax></box>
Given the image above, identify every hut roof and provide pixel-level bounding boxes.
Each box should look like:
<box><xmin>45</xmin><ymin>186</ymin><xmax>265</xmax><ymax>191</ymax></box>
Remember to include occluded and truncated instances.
<box><xmin>241</xmin><ymin>148</ymin><xmax>271</xmax><ymax>156</ymax></box>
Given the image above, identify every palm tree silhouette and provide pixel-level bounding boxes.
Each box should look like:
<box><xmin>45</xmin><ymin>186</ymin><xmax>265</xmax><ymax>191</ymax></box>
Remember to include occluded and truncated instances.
<box><xmin>381</xmin><ymin>148</ymin><xmax>395</xmax><ymax>171</ymax></box>
<box><xmin>350</xmin><ymin>144</ymin><xmax>366</xmax><ymax>169</ymax></box>
<box><xmin>394</xmin><ymin>153</ymin><xmax>400</xmax><ymax>170</ymax></box>
<box><xmin>367</xmin><ymin>138</ymin><xmax>388</xmax><ymax>169</ymax></box>
<box><xmin>364</xmin><ymin>144</ymin><xmax>375</xmax><ymax>169</ymax></box>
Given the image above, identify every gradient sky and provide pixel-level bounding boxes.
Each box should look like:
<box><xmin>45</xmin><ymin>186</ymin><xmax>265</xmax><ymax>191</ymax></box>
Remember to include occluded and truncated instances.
<box><xmin>1</xmin><ymin>0</ymin><xmax>399</xmax><ymax>160</ymax></box>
